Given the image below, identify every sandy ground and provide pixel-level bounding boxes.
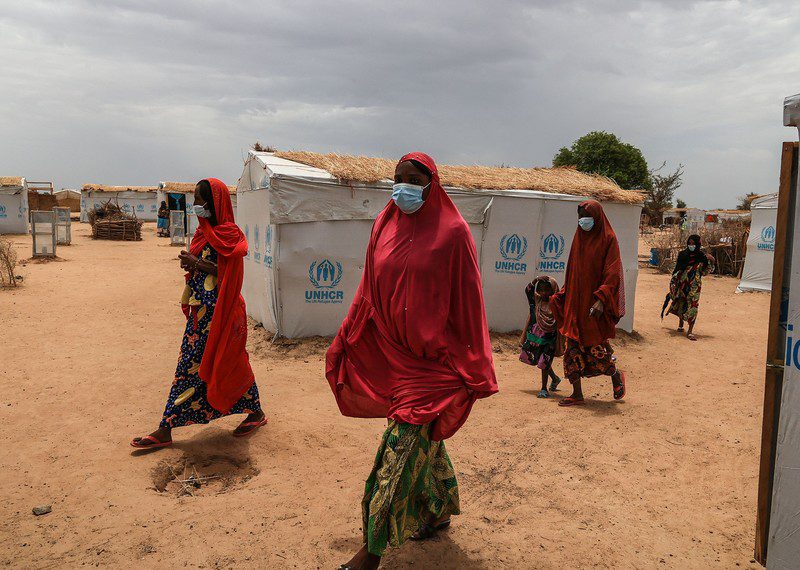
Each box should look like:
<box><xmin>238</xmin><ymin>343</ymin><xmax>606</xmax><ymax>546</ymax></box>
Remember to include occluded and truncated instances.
<box><xmin>0</xmin><ymin>224</ymin><xmax>769</xmax><ymax>569</ymax></box>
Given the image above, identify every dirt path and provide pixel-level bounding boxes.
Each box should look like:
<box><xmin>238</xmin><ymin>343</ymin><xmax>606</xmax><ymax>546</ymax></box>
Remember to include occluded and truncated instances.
<box><xmin>0</xmin><ymin>224</ymin><xmax>767</xmax><ymax>569</ymax></box>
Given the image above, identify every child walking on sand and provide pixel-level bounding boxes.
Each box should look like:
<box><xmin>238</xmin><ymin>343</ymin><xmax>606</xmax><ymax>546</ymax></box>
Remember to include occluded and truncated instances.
<box><xmin>519</xmin><ymin>276</ymin><xmax>563</xmax><ymax>398</ymax></box>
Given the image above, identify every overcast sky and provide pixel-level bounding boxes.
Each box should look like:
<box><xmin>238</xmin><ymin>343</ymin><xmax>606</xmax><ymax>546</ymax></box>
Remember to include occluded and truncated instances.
<box><xmin>1</xmin><ymin>0</ymin><xmax>797</xmax><ymax>208</ymax></box>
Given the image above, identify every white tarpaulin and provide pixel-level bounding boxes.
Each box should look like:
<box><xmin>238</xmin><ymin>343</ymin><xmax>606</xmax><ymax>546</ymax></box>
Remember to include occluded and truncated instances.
<box><xmin>767</xmin><ymin>94</ymin><xmax>800</xmax><ymax>570</ymax></box>
<box><xmin>236</xmin><ymin>152</ymin><xmax>641</xmax><ymax>338</ymax></box>
<box><xmin>0</xmin><ymin>180</ymin><xmax>29</xmax><ymax>234</ymax></box>
<box><xmin>738</xmin><ymin>193</ymin><xmax>778</xmax><ymax>292</ymax></box>
<box><xmin>80</xmin><ymin>190</ymin><xmax>158</xmax><ymax>222</ymax></box>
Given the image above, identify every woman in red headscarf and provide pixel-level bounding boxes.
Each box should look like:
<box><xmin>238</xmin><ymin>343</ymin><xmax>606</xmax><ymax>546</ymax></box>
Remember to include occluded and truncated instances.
<box><xmin>549</xmin><ymin>200</ymin><xmax>627</xmax><ymax>407</ymax></box>
<box><xmin>329</xmin><ymin>153</ymin><xmax>497</xmax><ymax>570</ymax></box>
<box><xmin>131</xmin><ymin>179</ymin><xmax>265</xmax><ymax>450</ymax></box>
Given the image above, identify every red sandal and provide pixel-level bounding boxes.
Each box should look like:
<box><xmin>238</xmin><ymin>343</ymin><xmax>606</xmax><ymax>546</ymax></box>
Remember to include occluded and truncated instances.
<box><xmin>613</xmin><ymin>372</ymin><xmax>627</xmax><ymax>400</ymax></box>
<box><xmin>130</xmin><ymin>435</ymin><xmax>173</xmax><ymax>450</ymax></box>
<box><xmin>558</xmin><ymin>397</ymin><xmax>586</xmax><ymax>407</ymax></box>
<box><xmin>233</xmin><ymin>416</ymin><xmax>268</xmax><ymax>437</ymax></box>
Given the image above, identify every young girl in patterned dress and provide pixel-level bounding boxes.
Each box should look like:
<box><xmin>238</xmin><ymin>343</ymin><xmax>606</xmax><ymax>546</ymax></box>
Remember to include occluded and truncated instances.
<box><xmin>519</xmin><ymin>276</ymin><xmax>563</xmax><ymax>398</ymax></box>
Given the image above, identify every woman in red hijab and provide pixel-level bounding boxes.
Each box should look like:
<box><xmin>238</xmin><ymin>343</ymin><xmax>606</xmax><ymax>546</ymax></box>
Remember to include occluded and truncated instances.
<box><xmin>329</xmin><ymin>153</ymin><xmax>497</xmax><ymax>570</ymax></box>
<box><xmin>550</xmin><ymin>200</ymin><xmax>627</xmax><ymax>407</ymax></box>
<box><xmin>131</xmin><ymin>179</ymin><xmax>265</xmax><ymax>450</ymax></box>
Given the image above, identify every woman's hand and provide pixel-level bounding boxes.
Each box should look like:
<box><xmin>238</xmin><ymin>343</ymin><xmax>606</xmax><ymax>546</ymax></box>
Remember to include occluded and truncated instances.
<box><xmin>179</xmin><ymin>250</ymin><xmax>198</xmax><ymax>272</ymax></box>
<box><xmin>519</xmin><ymin>334</ymin><xmax>526</xmax><ymax>347</ymax></box>
<box><xmin>589</xmin><ymin>299</ymin><xmax>604</xmax><ymax>318</ymax></box>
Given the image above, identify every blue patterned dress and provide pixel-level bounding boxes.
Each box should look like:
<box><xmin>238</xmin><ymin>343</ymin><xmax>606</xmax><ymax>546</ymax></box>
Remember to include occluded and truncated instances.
<box><xmin>160</xmin><ymin>245</ymin><xmax>261</xmax><ymax>428</ymax></box>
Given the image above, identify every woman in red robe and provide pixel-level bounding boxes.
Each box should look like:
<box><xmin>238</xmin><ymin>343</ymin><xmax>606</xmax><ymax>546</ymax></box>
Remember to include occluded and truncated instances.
<box><xmin>131</xmin><ymin>179</ymin><xmax>265</xmax><ymax>449</ymax></box>
<box><xmin>550</xmin><ymin>200</ymin><xmax>627</xmax><ymax>407</ymax></box>
<box><xmin>328</xmin><ymin>153</ymin><xmax>498</xmax><ymax>570</ymax></box>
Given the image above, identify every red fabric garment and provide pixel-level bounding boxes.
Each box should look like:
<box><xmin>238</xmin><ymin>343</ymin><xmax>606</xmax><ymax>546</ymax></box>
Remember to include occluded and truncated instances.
<box><xmin>185</xmin><ymin>178</ymin><xmax>254</xmax><ymax>413</ymax></box>
<box><xmin>325</xmin><ymin>152</ymin><xmax>498</xmax><ymax>440</ymax></box>
<box><xmin>550</xmin><ymin>199</ymin><xmax>625</xmax><ymax>347</ymax></box>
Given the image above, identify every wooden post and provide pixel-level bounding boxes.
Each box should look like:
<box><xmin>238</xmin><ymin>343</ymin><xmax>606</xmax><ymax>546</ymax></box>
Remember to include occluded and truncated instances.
<box><xmin>755</xmin><ymin>142</ymin><xmax>799</xmax><ymax>565</ymax></box>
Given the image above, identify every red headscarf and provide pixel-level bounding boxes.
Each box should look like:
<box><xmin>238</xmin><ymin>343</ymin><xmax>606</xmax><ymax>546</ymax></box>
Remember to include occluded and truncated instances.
<box><xmin>325</xmin><ymin>152</ymin><xmax>498</xmax><ymax>440</ymax></box>
<box><xmin>550</xmin><ymin>200</ymin><xmax>625</xmax><ymax>347</ymax></box>
<box><xmin>186</xmin><ymin>178</ymin><xmax>254</xmax><ymax>413</ymax></box>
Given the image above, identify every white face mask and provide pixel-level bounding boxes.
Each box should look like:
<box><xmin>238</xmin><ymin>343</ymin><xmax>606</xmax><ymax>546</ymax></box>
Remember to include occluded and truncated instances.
<box><xmin>688</xmin><ymin>245</ymin><xmax>696</xmax><ymax>252</ymax></box>
<box><xmin>192</xmin><ymin>204</ymin><xmax>211</xmax><ymax>218</ymax></box>
<box><xmin>578</xmin><ymin>216</ymin><xmax>595</xmax><ymax>232</ymax></box>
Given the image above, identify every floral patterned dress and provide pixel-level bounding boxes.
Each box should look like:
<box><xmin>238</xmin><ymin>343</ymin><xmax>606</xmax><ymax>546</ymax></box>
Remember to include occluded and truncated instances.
<box><xmin>667</xmin><ymin>257</ymin><xmax>714</xmax><ymax>326</ymax></box>
<box><xmin>362</xmin><ymin>421</ymin><xmax>460</xmax><ymax>556</ymax></box>
<box><xmin>160</xmin><ymin>245</ymin><xmax>261</xmax><ymax>429</ymax></box>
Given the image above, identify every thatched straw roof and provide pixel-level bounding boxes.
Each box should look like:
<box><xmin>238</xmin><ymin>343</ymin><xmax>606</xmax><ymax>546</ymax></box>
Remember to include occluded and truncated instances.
<box><xmin>160</xmin><ymin>181</ymin><xmax>236</xmax><ymax>194</ymax></box>
<box><xmin>82</xmin><ymin>184</ymin><xmax>158</xmax><ymax>193</ymax></box>
<box><xmin>273</xmin><ymin>151</ymin><xmax>644</xmax><ymax>204</ymax></box>
<box><xmin>0</xmin><ymin>176</ymin><xmax>24</xmax><ymax>188</ymax></box>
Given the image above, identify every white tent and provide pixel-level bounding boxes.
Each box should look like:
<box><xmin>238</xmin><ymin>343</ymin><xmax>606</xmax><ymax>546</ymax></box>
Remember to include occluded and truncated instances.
<box><xmin>80</xmin><ymin>184</ymin><xmax>158</xmax><ymax>222</ymax></box>
<box><xmin>0</xmin><ymin>177</ymin><xmax>30</xmax><ymax>234</ymax></box>
<box><xmin>758</xmin><ymin>94</ymin><xmax>800</xmax><ymax>569</ymax></box>
<box><xmin>236</xmin><ymin>151</ymin><xmax>642</xmax><ymax>338</ymax></box>
<box><xmin>738</xmin><ymin>193</ymin><xmax>777</xmax><ymax>292</ymax></box>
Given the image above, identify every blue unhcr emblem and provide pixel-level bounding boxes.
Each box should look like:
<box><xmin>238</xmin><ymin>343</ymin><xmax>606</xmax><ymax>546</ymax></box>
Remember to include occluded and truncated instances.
<box><xmin>495</xmin><ymin>233</ymin><xmax>528</xmax><ymax>275</ymax></box>
<box><xmin>306</xmin><ymin>259</ymin><xmax>344</xmax><ymax>303</ymax></box>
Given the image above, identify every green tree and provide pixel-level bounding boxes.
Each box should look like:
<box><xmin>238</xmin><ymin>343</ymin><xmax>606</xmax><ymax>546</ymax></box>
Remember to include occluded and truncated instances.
<box><xmin>644</xmin><ymin>163</ymin><xmax>684</xmax><ymax>224</ymax></box>
<box><xmin>553</xmin><ymin>131</ymin><xmax>650</xmax><ymax>190</ymax></box>
<box><xmin>676</xmin><ymin>198</ymin><xmax>687</xmax><ymax>209</ymax></box>
<box><xmin>737</xmin><ymin>192</ymin><xmax>759</xmax><ymax>211</ymax></box>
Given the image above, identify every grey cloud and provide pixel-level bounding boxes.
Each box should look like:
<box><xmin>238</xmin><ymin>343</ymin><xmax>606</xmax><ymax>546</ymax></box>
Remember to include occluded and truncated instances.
<box><xmin>0</xmin><ymin>0</ymin><xmax>797</xmax><ymax>207</ymax></box>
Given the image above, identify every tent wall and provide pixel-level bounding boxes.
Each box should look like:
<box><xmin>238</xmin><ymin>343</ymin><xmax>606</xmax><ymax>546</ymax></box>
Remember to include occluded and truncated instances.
<box><xmin>739</xmin><ymin>197</ymin><xmax>778</xmax><ymax>292</ymax></box>
<box><xmin>80</xmin><ymin>190</ymin><xmax>158</xmax><ymax>222</ymax></box>
<box><xmin>238</xmin><ymin>186</ymin><xmax>278</xmax><ymax>332</ymax></box>
<box><xmin>0</xmin><ymin>186</ymin><xmax>29</xmax><ymax>234</ymax></box>
<box><xmin>763</xmin><ymin>103</ymin><xmax>800</xmax><ymax>568</ymax></box>
<box><xmin>238</xmin><ymin>168</ymin><xmax>640</xmax><ymax>337</ymax></box>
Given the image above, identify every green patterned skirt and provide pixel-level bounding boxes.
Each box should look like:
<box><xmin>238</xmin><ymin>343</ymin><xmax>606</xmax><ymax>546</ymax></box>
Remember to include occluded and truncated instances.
<box><xmin>362</xmin><ymin>420</ymin><xmax>460</xmax><ymax>556</ymax></box>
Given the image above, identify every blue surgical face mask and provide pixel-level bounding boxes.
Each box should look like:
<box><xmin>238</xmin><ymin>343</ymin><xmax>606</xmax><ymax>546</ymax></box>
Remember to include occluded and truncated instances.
<box><xmin>391</xmin><ymin>183</ymin><xmax>427</xmax><ymax>214</ymax></box>
<box><xmin>192</xmin><ymin>204</ymin><xmax>211</xmax><ymax>218</ymax></box>
<box><xmin>688</xmin><ymin>245</ymin><xmax>696</xmax><ymax>252</ymax></box>
<box><xmin>578</xmin><ymin>216</ymin><xmax>595</xmax><ymax>232</ymax></box>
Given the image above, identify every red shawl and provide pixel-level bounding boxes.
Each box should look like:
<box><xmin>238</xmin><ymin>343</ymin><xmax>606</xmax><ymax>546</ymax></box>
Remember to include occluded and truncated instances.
<box><xmin>550</xmin><ymin>199</ymin><xmax>625</xmax><ymax>347</ymax></box>
<box><xmin>325</xmin><ymin>152</ymin><xmax>498</xmax><ymax>440</ymax></box>
<box><xmin>186</xmin><ymin>178</ymin><xmax>254</xmax><ymax>413</ymax></box>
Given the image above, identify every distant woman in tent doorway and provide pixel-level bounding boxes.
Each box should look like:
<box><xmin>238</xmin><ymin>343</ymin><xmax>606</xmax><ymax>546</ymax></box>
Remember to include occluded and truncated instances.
<box><xmin>661</xmin><ymin>234</ymin><xmax>714</xmax><ymax>341</ymax></box>
<box><xmin>131</xmin><ymin>179</ymin><xmax>265</xmax><ymax>450</ymax></box>
<box><xmin>550</xmin><ymin>200</ymin><xmax>627</xmax><ymax>407</ymax></box>
<box><xmin>327</xmin><ymin>153</ymin><xmax>498</xmax><ymax>570</ymax></box>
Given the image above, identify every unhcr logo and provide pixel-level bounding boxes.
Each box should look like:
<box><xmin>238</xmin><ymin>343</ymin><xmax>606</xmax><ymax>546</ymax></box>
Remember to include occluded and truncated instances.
<box><xmin>0</xmin><ymin>204</ymin><xmax>6</xmax><ymax>219</ymax></box>
<box><xmin>264</xmin><ymin>225</ymin><xmax>273</xmax><ymax>268</ymax></box>
<box><xmin>254</xmin><ymin>225</ymin><xmax>261</xmax><ymax>263</ymax></box>
<box><xmin>306</xmin><ymin>259</ymin><xmax>344</xmax><ymax>304</ymax></box>
<box><xmin>758</xmin><ymin>225</ymin><xmax>776</xmax><ymax>251</ymax></box>
<box><xmin>538</xmin><ymin>233</ymin><xmax>566</xmax><ymax>273</ymax></box>
<box><xmin>495</xmin><ymin>233</ymin><xmax>528</xmax><ymax>275</ymax></box>
<box><xmin>136</xmin><ymin>204</ymin><xmax>144</xmax><ymax>212</ymax></box>
<box><xmin>244</xmin><ymin>225</ymin><xmax>250</xmax><ymax>259</ymax></box>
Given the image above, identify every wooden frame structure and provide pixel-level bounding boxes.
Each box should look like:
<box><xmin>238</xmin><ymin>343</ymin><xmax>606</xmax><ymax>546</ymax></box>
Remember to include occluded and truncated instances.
<box><xmin>755</xmin><ymin>141</ymin><xmax>799</xmax><ymax>565</ymax></box>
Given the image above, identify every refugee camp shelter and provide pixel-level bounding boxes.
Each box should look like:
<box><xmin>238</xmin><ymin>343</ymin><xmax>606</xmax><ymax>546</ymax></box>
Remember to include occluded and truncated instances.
<box><xmin>156</xmin><ymin>181</ymin><xmax>238</xmax><ymax>240</ymax></box>
<box><xmin>54</xmin><ymin>189</ymin><xmax>82</xmax><ymax>215</ymax></box>
<box><xmin>708</xmin><ymin>209</ymin><xmax>751</xmax><ymax>224</ymax></box>
<box><xmin>80</xmin><ymin>184</ymin><xmax>158</xmax><ymax>222</ymax></box>
<box><xmin>662</xmin><ymin>207</ymin><xmax>706</xmax><ymax>229</ymax></box>
<box><xmin>755</xmin><ymin>95</ymin><xmax>800</xmax><ymax>568</ymax></box>
<box><xmin>0</xmin><ymin>177</ymin><xmax>29</xmax><ymax>234</ymax></box>
<box><xmin>236</xmin><ymin>150</ymin><xmax>644</xmax><ymax>338</ymax></box>
<box><xmin>737</xmin><ymin>194</ymin><xmax>777</xmax><ymax>292</ymax></box>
